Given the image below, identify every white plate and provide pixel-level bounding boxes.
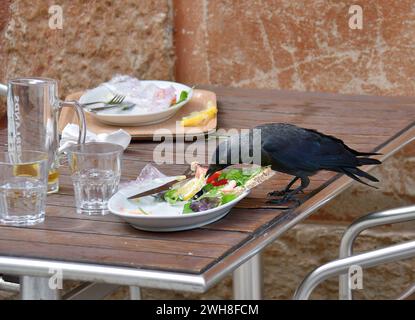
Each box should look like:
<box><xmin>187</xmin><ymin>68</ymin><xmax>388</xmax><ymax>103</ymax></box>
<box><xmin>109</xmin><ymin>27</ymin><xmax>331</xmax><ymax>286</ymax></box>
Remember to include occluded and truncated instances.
<box><xmin>79</xmin><ymin>80</ymin><xmax>193</xmax><ymax>126</ymax></box>
<box><xmin>108</xmin><ymin>185</ymin><xmax>249</xmax><ymax>232</ymax></box>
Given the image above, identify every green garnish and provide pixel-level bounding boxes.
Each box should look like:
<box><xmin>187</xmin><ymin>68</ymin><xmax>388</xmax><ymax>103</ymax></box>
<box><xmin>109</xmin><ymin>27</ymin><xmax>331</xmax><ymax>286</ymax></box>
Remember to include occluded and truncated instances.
<box><xmin>221</xmin><ymin>193</ymin><xmax>238</xmax><ymax>205</ymax></box>
<box><xmin>183</xmin><ymin>202</ymin><xmax>194</xmax><ymax>214</ymax></box>
<box><xmin>179</xmin><ymin>90</ymin><xmax>188</xmax><ymax>102</ymax></box>
<box><xmin>164</xmin><ymin>189</ymin><xmax>180</xmax><ymax>204</ymax></box>
<box><xmin>202</xmin><ymin>183</ymin><xmax>214</xmax><ymax>193</ymax></box>
<box><xmin>172</xmin><ymin>90</ymin><xmax>190</xmax><ymax>107</ymax></box>
<box><xmin>219</xmin><ymin>168</ymin><xmax>261</xmax><ymax>186</ymax></box>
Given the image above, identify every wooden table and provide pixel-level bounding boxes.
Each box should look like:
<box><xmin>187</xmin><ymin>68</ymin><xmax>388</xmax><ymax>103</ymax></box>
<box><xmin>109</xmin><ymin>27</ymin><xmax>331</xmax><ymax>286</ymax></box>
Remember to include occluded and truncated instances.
<box><xmin>0</xmin><ymin>87</ymin><xmax>414</xmax><ymax>300</ymax></box>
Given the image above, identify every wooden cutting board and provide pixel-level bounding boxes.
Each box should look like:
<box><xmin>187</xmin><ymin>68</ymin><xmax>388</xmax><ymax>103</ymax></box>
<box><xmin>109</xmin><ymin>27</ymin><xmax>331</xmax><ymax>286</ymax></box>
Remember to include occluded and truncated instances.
<box><xmin>60</xmin><ymin>89</ymin><xmax>217</xmax><ymax>140</ymax></box>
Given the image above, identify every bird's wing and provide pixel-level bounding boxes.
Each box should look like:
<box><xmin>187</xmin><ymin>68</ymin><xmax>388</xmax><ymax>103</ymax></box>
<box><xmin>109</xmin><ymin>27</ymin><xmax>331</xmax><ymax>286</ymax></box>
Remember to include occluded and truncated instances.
<box><xmin>303</xmin><ymin>127</ymin><xmax>380</xmax><ymax>157</ymax></box>
<box><xmin>261</xmin><ymin>134</ymin><xmax>319</xmax><ymax>172</ymax></box>
<box><xmin>261</xmin><ymin>129</ymin><xmax>359</xmax><ymax>173</ymax></box>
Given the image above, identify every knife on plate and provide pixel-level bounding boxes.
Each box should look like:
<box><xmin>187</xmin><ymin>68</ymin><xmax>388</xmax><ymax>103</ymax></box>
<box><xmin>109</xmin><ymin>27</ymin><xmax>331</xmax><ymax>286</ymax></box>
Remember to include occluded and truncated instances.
<box><xmin>127</xmin><ymin>175</ymin><xmax>186</xmax><ymax>200</ymax></box>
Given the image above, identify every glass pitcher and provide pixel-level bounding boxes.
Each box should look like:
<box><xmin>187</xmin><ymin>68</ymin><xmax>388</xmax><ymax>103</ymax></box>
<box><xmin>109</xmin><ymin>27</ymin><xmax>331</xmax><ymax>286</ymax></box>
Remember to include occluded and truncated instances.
<box><xmin>7</xmin><ymin>78</ymin><xmax>86</xmax><ymax>193</ymax></box>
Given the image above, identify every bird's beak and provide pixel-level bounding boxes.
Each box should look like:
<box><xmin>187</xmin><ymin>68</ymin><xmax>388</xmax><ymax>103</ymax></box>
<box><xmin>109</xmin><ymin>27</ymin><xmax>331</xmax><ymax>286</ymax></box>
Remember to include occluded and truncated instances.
<box><xmin>206</xmin><ymin>167</ymin><xmax>216</xmax><ymax>177</ymax></box>
<box><xmin>206</xmin><ymin>164</ymin><xmax>226</xmax><ymax>177</ymax></box>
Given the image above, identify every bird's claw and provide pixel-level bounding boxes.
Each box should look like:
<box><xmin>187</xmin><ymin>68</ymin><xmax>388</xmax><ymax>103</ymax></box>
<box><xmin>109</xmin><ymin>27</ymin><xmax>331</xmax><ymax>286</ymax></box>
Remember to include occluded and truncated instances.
<box><xmin>268</xmin><ymin>190</ymin><xmax>287</xmax><ymax>197</ymax></box>
<box><xmin>266</xmin><ymin>194</ymin><xmax>301</xmax><ymax>207</ymax></box>
<box><xmin>268</xmin><ymin>189</ymin><xmax>304</xmax><ymax>197</ymax></box>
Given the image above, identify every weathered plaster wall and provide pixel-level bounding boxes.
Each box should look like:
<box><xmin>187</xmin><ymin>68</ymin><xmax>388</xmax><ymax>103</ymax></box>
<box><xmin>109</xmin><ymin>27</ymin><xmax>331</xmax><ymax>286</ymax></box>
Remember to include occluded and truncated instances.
<box><xmin>174</xmin><ymin>0</ymin><xmax>415</xmax><ymax>96</ymax></box>
<box><xmin>0</xmin><ymin>0</ymin><xmax>174</xmax><ymax>98</ymax></box>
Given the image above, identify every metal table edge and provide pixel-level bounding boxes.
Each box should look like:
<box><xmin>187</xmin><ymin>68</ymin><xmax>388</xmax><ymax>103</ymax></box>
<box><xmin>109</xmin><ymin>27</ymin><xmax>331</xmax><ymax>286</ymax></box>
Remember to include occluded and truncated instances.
<box><xmin>0</xmin><ymin>256</ymin><xmax>208</xmax><ymax>292</ymax></box>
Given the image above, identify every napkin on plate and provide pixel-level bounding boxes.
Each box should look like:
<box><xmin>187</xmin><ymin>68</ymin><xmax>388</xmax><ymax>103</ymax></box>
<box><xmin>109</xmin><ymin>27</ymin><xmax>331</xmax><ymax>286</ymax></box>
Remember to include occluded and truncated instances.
<box><xmin>99</xmin><ymin>75</ymin><xmax>177</xmax><ymax>112</ymax></box>
<box><xmin>59</xmin><ymin>123</ymin><xmax>131</xmax><ymax>152</ymax></box>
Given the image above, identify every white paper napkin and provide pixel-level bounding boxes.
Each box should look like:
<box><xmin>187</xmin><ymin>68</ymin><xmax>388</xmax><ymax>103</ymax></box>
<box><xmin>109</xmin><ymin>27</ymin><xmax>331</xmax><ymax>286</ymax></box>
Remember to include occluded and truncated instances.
<box><xmin>59</xmin><ymin>123</ymin><xmax>131</xmax><ymax>151</ymax></box>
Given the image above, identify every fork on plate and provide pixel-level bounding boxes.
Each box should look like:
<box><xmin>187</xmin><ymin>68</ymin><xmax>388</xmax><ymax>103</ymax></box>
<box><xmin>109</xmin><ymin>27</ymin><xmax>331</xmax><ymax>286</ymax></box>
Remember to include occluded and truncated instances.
<box><xmin>81</xmin><ymin>94</ymin><xmax>126</xmax><ymax>106</ymax></box>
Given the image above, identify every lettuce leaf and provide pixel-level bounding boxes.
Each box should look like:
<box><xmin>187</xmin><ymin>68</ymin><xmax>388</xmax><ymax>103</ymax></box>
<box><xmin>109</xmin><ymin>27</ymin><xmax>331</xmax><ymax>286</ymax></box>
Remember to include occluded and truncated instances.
<box><xmin>183</xmin><ymin>202</ymin><xmax>194</xmax><ymax>214</ymax></box>
<box><xmin>219</xmin><ymin>168</ymin><xmax>261</xmax><ymax>186</ymax></box>
<box><xmin>221</xmin><ymin>193</ymin><xmax>238</xmax><ymax>205</ymax></box>
<box><xmin>163</xmin><ymin>189</ymin><xmax>180</xmax><ymax>204</ymax></box>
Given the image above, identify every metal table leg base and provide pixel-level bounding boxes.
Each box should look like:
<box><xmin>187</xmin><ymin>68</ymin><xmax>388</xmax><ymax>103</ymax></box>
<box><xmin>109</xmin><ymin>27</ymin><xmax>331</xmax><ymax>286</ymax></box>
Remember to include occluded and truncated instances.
<box><xmin>63</xmin><ymin>283</ymin><xmax>120</xmax><ymax>300</ymax></box>
<box><xmin>233</xmin><ymin>254</ymin><xmax>263</xmax><ymax>300</ymax></box>
<box><xmin>20</xmin><ymin>276</ymin><xmax>60</xmax><ymax>300</ymax></box>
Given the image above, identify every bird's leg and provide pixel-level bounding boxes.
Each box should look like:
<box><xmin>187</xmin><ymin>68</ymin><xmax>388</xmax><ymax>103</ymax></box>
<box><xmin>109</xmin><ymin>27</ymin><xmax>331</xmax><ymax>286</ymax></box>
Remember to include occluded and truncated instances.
<box><xmin>268</xmin><ymin>176</ymin><xmax>300</xmax><ymax>197</ymax></box>
<box><xmin>267</xmin><ymin>177</ymin><xmax>310</xmax><ymax>206</ymax></box>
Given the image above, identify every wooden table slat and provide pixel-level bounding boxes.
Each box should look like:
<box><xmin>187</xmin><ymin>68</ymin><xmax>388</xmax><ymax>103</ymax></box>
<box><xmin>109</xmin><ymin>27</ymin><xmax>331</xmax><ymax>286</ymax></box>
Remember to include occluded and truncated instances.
<box><xmin>0</xmin><ymin>227</ymin><xmax>230</xmax><ymax>259</ymax></box>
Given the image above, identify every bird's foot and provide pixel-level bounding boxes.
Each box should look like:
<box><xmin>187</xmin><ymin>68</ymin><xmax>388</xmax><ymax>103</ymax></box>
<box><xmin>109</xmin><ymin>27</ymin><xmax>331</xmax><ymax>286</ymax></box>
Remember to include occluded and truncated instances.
<box><xmin>266</xmin><ymin>192</ymin><xmax>302</xmax><ymax>207</ymax></box>
<box><xmin>266</xmin><ymin>197</ymin><xmax>301</xmax><ymax>208</ymax></box>
<box><xmin>267</xmin><ymin>189</ymin><xmax>304</xmax><ymax>197</ymax></box>
<box><xmin>268</xmin><ymin>190</ymin><xmax>288</xmax><ymax>197</ymax></box>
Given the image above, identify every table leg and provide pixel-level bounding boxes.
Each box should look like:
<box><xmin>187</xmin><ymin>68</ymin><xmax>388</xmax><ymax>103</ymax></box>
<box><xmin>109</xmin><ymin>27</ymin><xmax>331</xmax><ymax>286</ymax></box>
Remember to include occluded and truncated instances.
<box><xmin>129</xmin><ymin>286</ymin><xmax>142</xmax><ymax>300</ymax></box>
<box><xmin>20</xmin><ymin>276</ymin><xmax>60</xmax><ymax>300</ymax></box>
<box><xmin>63</xmin><ymin>283</ymin><xmax>120</xmax><ymax>300</ymax></box>
<box><xmin>233</xmin><ymin>254</ymin><xmax>263</xmax><ymax>300</ymax></box>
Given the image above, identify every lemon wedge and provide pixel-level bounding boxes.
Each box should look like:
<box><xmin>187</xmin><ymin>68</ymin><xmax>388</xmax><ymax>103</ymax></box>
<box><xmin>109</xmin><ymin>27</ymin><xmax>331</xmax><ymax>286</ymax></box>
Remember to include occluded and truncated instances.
<box><xmin>181</xmin><ymin>101</ymin><xmax>217</xmax><ymax>127</ymax></box>
<box><xmin>176</xmin><ymin>177</ymin><xmax>205</xmax><ymax>201</ymax></box>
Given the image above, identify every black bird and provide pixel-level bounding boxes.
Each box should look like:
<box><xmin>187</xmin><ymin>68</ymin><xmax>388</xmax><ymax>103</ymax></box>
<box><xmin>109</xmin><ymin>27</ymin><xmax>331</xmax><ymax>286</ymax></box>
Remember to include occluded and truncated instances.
<box><xmin>207</xmin><ymin>123</ymin><xmax>382</xmax><ymax>205</ymax></box>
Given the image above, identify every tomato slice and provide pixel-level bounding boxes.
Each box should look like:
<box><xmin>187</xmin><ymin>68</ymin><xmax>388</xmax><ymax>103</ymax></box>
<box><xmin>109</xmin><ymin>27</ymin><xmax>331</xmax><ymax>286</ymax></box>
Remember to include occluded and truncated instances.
<box><xmin>212</xmin><ymin>179</ymin><xmax>228</xmax><ymax>186</ymax></box>
<box><xmin>206</xmin><ymin>172</ymin><xmax>221</xmax><ymax>184</ymax></box>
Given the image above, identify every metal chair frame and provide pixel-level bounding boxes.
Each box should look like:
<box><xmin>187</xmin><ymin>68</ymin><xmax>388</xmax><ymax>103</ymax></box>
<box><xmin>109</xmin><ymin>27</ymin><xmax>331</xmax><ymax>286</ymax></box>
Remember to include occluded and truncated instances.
<box><xmin>294</xmin><ymin>205</ymin><xmax>415</xmax><ymax>300</ymax></box>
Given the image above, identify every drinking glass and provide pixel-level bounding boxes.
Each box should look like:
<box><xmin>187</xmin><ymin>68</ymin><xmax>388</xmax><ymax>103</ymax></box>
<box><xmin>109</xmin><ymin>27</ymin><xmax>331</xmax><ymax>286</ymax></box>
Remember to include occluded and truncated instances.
<box><xmin>66</xmin><ymin>143</ymin><xmax>123</xmax><ymax>215</ymax></box>
<box><xmin>0</xmin><ymin>151</ymin><xmax>48</xmax><ymax>226</ymax></box>
<box><xmin>7</xmin><ymin>77</ymin><xmax>86</xmax><ymax>194</ymax></box>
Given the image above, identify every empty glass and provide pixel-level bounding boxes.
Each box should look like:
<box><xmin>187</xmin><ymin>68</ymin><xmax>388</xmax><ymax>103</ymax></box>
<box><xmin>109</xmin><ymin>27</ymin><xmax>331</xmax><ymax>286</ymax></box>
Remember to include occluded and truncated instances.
<box><xmin>66</xmin><ymin>143</ymin><xmax>123</xmax><ymax>215</ymax></box>
<box><xmin>0</xmin><ymin>151</ymin><xmax>48</xmax><ymax>226</ymax></box>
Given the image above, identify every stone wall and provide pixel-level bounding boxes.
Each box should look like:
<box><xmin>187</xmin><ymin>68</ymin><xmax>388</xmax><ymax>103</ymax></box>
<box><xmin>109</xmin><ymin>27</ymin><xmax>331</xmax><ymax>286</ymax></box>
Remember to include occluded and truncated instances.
<box><xmin>174</xmin><ymin>0</ymin><xmax>415</xmax><ymax>96</ymax></box>
<box><xmin>1</xmin><ymin>0</ymin><xmax>414</xmax><ymax>300</ymax></box>
<box><xmin>0</xmin><ymin>0</ymin><xmax>174</xmax><ymax>98</ymax></box>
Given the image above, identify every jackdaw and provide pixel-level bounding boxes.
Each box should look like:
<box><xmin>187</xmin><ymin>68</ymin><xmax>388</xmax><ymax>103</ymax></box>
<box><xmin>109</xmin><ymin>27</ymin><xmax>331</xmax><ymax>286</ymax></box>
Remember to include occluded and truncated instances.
<box><xmin>207</xmin><ymin>123</ymin><xmax>381</xmax><ymax>204</ymax></box>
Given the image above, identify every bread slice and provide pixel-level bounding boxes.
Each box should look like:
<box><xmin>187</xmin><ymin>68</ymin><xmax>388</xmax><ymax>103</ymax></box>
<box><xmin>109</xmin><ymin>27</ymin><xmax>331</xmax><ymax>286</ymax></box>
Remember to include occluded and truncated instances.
<box><xmin>243</xmin><ymin>166</ymin><xmax>275</xmax><ymax>191</ymax></box>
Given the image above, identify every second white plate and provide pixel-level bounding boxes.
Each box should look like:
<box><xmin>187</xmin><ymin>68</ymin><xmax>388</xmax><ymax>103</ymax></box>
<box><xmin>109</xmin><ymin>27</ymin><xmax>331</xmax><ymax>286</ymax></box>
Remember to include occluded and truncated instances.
<box><xmin>79</xmin><ymin>80</ymin><xmax>193</xmax><ymax>126</ymax></box>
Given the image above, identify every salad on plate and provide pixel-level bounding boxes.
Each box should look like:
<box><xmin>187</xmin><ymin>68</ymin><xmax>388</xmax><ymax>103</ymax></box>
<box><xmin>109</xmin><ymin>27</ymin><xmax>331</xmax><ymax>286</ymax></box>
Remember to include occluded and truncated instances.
<box><xmin>128</xmin><ymin>163</ymin><xmax>274</xmax><ymax>215</ymax></box>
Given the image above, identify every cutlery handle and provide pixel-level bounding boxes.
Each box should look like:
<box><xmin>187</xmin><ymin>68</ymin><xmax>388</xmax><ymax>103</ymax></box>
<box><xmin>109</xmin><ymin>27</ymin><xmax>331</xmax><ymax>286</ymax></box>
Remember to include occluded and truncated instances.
<box><xmin>0</xmin><ymin>83</ymin><xmax>7</xmax><ymax>96</ymax></box>
<box><xmin>88</xmin><ymin>103</ymin><xmax>135</xmax><ymax>112</ymax></box>
<box><xmin>82</xmin><ymin>101</ymin><xmax>106</xmax><ymax>106</ymax></box>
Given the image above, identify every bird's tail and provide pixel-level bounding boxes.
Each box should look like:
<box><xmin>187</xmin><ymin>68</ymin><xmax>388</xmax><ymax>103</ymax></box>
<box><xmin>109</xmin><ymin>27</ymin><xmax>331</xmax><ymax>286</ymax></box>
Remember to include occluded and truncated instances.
<box><xmin>355</xmin><ymin>151</ymin><xmax>382</xmax><ymax>156</ymax></box>
<box><xmin>341</xmin><ymin>167</ymin><xmax>379</xmax><ymax>188</ymax></box>
<box><xmin>356</xmin><ymin>157</ymin><xmax>382</xmax><ymax>166</ymax></box>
